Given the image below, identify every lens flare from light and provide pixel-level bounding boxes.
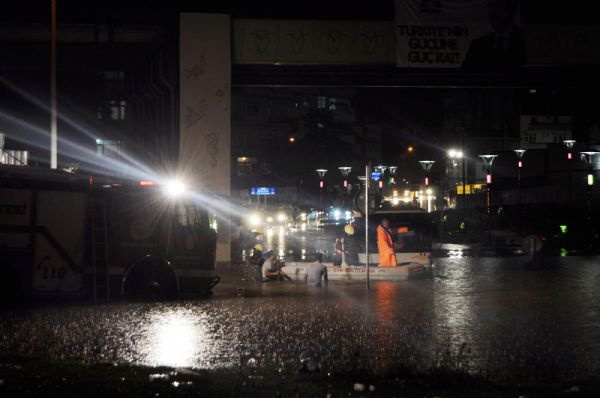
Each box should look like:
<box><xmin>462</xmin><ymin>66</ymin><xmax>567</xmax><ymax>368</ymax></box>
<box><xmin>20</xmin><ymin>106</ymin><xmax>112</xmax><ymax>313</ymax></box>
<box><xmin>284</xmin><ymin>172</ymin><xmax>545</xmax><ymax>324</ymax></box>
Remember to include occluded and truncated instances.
<box><xmin>163</xmin><ymin>180</ymin><xmax>186</xmax><ymax>198</ymax></box>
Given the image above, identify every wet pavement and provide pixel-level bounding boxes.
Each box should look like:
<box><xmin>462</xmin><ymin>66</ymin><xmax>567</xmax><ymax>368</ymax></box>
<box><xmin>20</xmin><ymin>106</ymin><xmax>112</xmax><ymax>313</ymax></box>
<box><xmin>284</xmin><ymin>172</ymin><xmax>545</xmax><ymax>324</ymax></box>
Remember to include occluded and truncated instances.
<box><xmin>1</xmin><ymin>255</ymin><xmax>600</xmax><ymax>385</ymax></box>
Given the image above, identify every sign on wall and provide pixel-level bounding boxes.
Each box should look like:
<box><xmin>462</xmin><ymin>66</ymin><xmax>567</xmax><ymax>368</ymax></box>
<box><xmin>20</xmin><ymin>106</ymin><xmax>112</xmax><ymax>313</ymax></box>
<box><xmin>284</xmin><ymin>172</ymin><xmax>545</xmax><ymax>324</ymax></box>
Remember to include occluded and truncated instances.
<box><xmin>395</xmin><ymin>0</ymin><xmax>524</xmax><ymax>68</ymax></box>
<box><xmin>250</xmin><ymin>187</ymin><xmax>276</xmax><ymax>195</ymax></box>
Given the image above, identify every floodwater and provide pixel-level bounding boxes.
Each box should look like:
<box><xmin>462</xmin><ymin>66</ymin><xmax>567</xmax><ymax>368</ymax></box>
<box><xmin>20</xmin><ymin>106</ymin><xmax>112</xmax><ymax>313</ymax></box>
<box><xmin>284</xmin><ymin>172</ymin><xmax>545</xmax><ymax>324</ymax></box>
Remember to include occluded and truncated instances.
<box><xmin>1</xmin><ymin>255</ymin><xmax>600</xmax><ymax>384</ymax></box>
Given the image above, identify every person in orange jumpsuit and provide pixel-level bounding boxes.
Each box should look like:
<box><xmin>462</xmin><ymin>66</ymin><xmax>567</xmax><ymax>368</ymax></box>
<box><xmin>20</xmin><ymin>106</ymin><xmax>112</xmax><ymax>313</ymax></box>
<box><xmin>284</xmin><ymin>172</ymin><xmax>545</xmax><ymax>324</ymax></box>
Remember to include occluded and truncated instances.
<box><xmin>376</xmin><ymin>218</ymin><xmax>396</xmax><ymax>267</ymax></box>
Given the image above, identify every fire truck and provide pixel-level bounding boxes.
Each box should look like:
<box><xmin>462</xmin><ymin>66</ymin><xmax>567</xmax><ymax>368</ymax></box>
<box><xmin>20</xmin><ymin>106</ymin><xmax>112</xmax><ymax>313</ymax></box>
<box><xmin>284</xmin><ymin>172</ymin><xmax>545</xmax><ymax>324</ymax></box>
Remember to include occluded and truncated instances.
<box><xmin>0</xmin><ymin>165</ymin><xmax>219</xmax><ymax>303</ymax></box>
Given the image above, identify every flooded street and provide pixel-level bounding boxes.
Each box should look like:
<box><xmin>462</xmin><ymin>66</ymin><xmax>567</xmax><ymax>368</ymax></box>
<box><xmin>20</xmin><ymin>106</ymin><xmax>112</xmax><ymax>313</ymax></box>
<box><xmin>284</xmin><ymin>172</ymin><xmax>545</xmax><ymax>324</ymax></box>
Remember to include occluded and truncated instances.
<box><xmin>1</xmin><ymin>256</ymin><xmax>600</xmax><ymax>384</ymax></box>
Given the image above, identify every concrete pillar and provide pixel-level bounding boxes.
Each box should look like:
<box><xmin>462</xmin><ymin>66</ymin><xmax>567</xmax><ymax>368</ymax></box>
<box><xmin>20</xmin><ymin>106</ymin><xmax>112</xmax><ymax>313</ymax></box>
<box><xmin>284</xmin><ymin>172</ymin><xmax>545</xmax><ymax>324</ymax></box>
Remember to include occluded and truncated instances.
<box><xmin>179</xmin><ymin>13</ymin><xmax>231</xmax><ymax>264</ymax></box>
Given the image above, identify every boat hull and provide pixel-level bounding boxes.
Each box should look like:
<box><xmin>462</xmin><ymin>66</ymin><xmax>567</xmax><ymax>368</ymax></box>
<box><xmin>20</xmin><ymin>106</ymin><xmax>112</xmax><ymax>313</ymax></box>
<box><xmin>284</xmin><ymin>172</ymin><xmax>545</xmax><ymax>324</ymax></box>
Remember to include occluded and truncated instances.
<box><xmin>281</xmin><ymin>261</ymin><xmax>431</xmax><ymax>281</ymax></box>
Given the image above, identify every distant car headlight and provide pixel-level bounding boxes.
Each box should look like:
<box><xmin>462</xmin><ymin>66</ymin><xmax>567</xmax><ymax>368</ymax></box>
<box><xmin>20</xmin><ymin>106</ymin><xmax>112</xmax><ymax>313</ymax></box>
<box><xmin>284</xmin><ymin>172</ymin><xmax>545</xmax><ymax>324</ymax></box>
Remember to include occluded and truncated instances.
<box><xmin>266</xmin><ymin>216</ymin><xmax>274</xmax><ymax>223</ymax></box>
<box><xmin>277</xmin><ymin>213</ymin><xmax>286</xmax><ymax>222</ymax></box>
<box><xmin>248</xmin><ymin>214</ymin><xmax>262</xmax><ymax>227</ymax></box>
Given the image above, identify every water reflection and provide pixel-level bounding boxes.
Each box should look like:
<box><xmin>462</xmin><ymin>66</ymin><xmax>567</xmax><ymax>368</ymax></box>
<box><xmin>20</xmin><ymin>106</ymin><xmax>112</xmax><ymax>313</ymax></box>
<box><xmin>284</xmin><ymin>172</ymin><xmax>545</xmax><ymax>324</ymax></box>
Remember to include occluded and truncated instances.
<box><xmin>140</xmin><ymin>310</ymin><xmax>206</xmax><ymax>368</ymax></box>
<box><xmin>1</xmin><ymin>257</ymin><xmax>600</xmax><ymax>382</ymax></box>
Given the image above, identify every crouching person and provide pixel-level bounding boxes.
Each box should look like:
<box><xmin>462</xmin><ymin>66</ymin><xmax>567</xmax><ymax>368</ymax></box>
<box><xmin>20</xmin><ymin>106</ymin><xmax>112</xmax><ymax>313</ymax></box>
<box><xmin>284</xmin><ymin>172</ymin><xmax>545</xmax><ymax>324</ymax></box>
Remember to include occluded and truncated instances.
<box><xmin>305</xmin><ymin>252</ymin><xmax>328</xmax><ymax>287</ymax></box>
<box><xmin>262</xmin><ymin>251</ymin><xmax>283</xmax><ymax>282</ymax></box>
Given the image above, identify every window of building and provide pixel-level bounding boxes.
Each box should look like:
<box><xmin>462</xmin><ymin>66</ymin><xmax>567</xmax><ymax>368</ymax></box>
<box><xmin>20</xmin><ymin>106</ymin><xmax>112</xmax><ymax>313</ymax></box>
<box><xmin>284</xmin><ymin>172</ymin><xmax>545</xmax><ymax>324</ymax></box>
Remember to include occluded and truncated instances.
<box><xmin>317</xmin><ymin>96</ymin><xmax>327</xmax><ymax>109</ymax></box>
<box><xmin>237</xmin><ymin>156</ymin><xmax>257</xmax><ymax>176</ymax></box>
<box><xmin>96</xmin><ymin>100</ymin><xmax>126</xmax><ymax>120</ymax></box>
<box><xmin>102</xmin><ymin>71</ymin><xmax>125</xmax><ymax>80</ymax></box>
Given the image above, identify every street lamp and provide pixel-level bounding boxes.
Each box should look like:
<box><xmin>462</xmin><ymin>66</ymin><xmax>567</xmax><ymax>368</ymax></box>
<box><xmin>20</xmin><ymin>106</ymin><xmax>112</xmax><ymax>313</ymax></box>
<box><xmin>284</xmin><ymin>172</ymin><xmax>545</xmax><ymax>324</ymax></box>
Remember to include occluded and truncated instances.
<box><xmin>338</xmin><ymin>166</ymin><xmax>352</xmax><ymax>208</ymax></box>
<box><xmin>479</xmin><ymin>154</ymin><xmax>498</xmax><ymax>250</ymax></box>
<box><xmin>375</xmin><ymin>165</ymin><xmax>387</xmax><ymax>174</ymax></box>
<box><xmin>315</xmin><ymin>168</ymin><xmax>328</xmax><ymax>207</ymax></box>
<box><xmin>563</xmin><ymin>139</ymin><xmax>576</xmax><ymax>203</ymax></box>
<box><xmin>580</xmin><ymin>151</ymin><xmax>599</xmax><ymax>239</ymax></box>
<box><xmin>514</xmin><ymin>149</ymin><xmax>526</xmax><ymax>208</ymax></box>
<box><xmin>418</xmin><ymin>160</ymin><xmax>435</xmax><ymax>187</ymax></box>
<box><xmin>388</xmin><ymin>165</ymin><xmax>398</xmax><ymax>186</ymax></box>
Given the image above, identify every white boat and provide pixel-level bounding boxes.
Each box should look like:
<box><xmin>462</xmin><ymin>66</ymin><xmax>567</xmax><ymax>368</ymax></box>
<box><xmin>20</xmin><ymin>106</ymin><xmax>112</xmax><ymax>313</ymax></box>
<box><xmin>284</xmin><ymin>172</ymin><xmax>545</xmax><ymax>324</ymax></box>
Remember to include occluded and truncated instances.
<box><xmin>282</xmin><ymin>255</ymin><xmax>431</xmax><ymax>281</ymax></box>
<box><xmin>282</xmin><ymin>205</ymin><xmax>434</xmax><ymax>281</ymax></box>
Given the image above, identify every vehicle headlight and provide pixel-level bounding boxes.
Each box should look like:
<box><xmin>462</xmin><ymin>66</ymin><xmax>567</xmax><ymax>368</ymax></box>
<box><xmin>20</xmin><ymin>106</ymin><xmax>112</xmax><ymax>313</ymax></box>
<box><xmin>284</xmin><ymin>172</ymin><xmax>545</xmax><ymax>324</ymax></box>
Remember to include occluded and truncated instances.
<box><xmin>162</xmin><ymin>179</ymin><xmax>187</xmax><ymax>198</ymax></box>
<box><xmin>248</xmin><ymin>214</ymin><xmax>262</xmax><ymax>227</ymax></box>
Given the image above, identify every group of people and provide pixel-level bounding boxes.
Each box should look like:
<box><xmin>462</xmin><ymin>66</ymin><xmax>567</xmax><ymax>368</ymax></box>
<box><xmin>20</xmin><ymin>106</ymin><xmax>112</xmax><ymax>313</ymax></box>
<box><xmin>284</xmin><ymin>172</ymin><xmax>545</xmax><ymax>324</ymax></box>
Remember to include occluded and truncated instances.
<box><xmin>247</xmin><ymin>245</ymin><xmax>327</xmax><ymax>287</ymax></box>
<box><xmin>332</xmin><ymin>218</ymin><xmax>402</xmax><ymax>267</ymax></box>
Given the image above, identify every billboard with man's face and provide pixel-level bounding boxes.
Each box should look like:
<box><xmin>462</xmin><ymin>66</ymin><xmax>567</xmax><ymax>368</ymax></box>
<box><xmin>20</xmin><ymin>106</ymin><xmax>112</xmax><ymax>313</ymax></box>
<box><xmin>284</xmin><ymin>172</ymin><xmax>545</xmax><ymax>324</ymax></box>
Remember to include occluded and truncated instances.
<box><xmin>395</xmin><ymin>0</ymin><xmax>524</xmax><ymax>68</ymax></box>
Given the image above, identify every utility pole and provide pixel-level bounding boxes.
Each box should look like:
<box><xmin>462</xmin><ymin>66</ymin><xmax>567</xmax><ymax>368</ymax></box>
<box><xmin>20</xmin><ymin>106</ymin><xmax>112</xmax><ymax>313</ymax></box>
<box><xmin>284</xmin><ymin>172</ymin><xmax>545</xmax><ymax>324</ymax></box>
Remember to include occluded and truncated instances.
<box><xmin>50</xmin><ymin>0</ymin><xmax>58</xmax><ymax>169</ymax></box>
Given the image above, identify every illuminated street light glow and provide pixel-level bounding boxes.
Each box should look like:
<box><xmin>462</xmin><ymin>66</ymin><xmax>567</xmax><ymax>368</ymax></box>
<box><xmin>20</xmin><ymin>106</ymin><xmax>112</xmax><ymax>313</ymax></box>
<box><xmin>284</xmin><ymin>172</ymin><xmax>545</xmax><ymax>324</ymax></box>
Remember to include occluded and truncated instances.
<box><xmin>563</xmin><ymin>139</ymin><xmax>576</xmax><ymax>150</ymax></box>
<box><xmin>478</xmin><ymin>154</ymin><xmax>498</xmax><ymax>168</ymax></box>
<box><xmin>338</xmin><ymin>166</ymin><xmax>352</xmax><ymax>176</ymax></box>
<box><xmin>580</xmin><ymin>151</ymin><xmax>600</xmax><ymax>165</ymax></box>
<box><xmin>248</xmin><ymin>213</ymin><xmax>262</xmax><ymax>227</ymax></box>
<box><xmin>418</xmin><ymin>160</ymin><xmax>435</xmax><ymax>171</ymax></box>
<box><xmin>375</xmin><ymin>165</ymin><xmax>387</xmax><ymax>173</ymax></box>
<box><xmin>448</xmin><ymin>149</ymin><xmax>463</xmax><ymax>158</ymax></box>
<box><xmin>514</xmin><ymin>149</ymin><xmax>526</xmax><ymax>159</ymax></box>
<box><xmin>162</xmin><ymin>179</ymin><xmax>187</xmax><ymax>198</ymax></box>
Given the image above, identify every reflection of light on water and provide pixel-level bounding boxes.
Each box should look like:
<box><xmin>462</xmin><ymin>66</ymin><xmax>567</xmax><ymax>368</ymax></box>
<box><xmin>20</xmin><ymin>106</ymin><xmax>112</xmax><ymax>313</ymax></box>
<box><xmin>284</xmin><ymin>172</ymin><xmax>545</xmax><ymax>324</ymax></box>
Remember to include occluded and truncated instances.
<box><xmin>141</xmin><ymin>311</ymin><xmax>209</xmax><ymax>368</ymax></box>
<box><xmin>278</xmin><ymin>226</ymin><xmax>286</xmax><ymax>257</ymax></box>
<box><xmin>448</xmin><ymin>249</ymin><xmax>464</xmax><ymax>258</ymax></box>
<box><xmin>266</xmin><ymin>227</ymin><xmax>273</xmax><ymax>250</ymax></box>
<box><xmin>301</xmin><ymin>222</ymin><xmax>306</xmax><ymax>231</ymax></box>
<box><xmin>301</xmin><ymin>248</ymin><xmax>306</xmax><ymax>260</ymax></box>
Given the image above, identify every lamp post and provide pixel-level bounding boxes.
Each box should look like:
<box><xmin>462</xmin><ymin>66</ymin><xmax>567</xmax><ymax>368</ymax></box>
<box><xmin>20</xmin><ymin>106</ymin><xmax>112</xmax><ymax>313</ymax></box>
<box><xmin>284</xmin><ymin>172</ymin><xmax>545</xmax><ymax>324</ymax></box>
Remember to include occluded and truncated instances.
<box><xmin>315</xmin><ymin>168</ymin><xmax>328</xmax><ymax>208</ymax></box>
<box><xmin>514</xmin><ymin>149</ymin><xmax>526</xmax><ymax>208</ymax></box>
<box><xmin>419</xmin><ymin>160</ymin><xmax>435</xmax><ymax>187</ymax></box>
<box><xmin>388</xmin><ymin>166</ymin><xmax>398</xmax><ymax>195</ymax></box>
<box><xmin>580</xmin><ymin>151</ymin><xmax>599</xmax><ymax>245</ymax></box>
<box><xmin>338</xmin><ymin>166</ymin><xmax>352</xmax><ymax>209</ymax></box>
<box><xmin>563</xmin><ymin>140</ymin><xmax>576</xmax><ymax>203</ymax></box>
<box><xmin>479</xmin><ymin>155</ymin><xmax>498</xmax><ymax>250</ymax></box>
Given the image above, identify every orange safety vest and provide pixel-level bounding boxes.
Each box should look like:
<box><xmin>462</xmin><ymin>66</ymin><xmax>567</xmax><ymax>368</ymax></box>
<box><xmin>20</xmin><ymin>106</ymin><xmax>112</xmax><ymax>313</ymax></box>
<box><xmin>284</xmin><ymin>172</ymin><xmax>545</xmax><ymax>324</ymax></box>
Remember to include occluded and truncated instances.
<box><xmin>376</xmin><ymin>224</ymin><xmax>396</xmax><ymax>267</ymax></box>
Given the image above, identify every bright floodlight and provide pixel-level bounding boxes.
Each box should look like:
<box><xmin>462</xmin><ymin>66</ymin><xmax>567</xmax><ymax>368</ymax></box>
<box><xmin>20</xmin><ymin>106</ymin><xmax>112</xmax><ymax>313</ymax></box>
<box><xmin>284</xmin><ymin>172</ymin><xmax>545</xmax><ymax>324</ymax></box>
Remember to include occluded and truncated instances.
<box><xmin>448</xmin><ymin>149</ymin><xmax>463</xmax><ymax>158</ymax></box>
<box><xmin>514</xmin><ymin>149</ymin><xmax>526</xmax><ymax>159</ymax></box>
<box><xmin>418</xmin><ymin>160</ymin><xmax>435</xmax><ymax>171</ymax></box>
<box><xmin>563</xmin><ymin>139</ymin><xmax>576</xmax><ymax>149</ymax></box>
<box><xmin>163</xmin><ymin>179</ymin><xmax>186</xmax><ymax>198</ymax></box>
